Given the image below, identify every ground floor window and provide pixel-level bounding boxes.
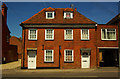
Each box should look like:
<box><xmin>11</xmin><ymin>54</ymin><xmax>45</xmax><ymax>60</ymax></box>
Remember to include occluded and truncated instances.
<box><xmin>64</xmin><ymin>49</ymin><xmax>74</xmax><ymax>62</ymax></box>
<box><xmin>44</xmin><ymin>50</ymin><xmax>54</xmax><ymax>62</ymax></box>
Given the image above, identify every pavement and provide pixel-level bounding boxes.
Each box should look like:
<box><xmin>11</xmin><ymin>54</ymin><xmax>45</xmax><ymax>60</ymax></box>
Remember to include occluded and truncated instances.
<box><xmin>1</xmin><ymin>60</ymin><xmax>120</xmax><ymax>79</ymax></box>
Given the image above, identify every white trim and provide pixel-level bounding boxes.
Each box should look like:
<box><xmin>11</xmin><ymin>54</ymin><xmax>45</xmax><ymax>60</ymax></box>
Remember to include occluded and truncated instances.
<box><xmin>45</xmin><ymin>29</ymin><xmax>54</xmax><ymax>40</ymax></box>
<box><xmin>98</xmin><ymin>47</ymin><xmax>119</xmax><ymax>49</ymax></box>
<box><xmin>44</xmin><ymin>50</ymin><xmax>54</xmax><ymax>62</ymax></box>
<box><xmin>28</xmin><ymin>29</ymin><xmax>37</xmax><ymax>40</ymax></box>
<box><xmin>64</xmin><ymin>29</ymin><xmax>73</xmax><ymax>40</ymax></box>
<box><xmin>46</xmin><ymin>12</ymin><xmax>54</xmax><ymax>19</ymax></box>
<box><xmin>101</xmin><ymin>28</ymin><xmax>116</xmax><ymax>40</ymax></box>
<box><xmin>81</xmin><ymin>29</ymin><xmax>89</xmax><ymax>40</ymax></box>
<box><xmin>64</xmin><ymin>49</ymin><xmax>74</xmax><ymax>62</ymax></box>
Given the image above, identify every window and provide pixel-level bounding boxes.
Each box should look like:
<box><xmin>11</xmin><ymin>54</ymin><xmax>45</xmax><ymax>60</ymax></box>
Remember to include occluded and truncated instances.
<box><xmin>64</xmin><ymin>29</ymin><xmax>73</xmax><ymax>40</ymax></box>
<box><xmin>81</xmin><ymin>29</ymin><xmax>89</xmax><ymax>40</ymax></box>
<box><xmin>28</xmin><ymin>29</ymin><xmax>37</xmax><ymax>40</ymax></box>
<box><xmin>44</xmin><ymin>50</ymin><xmax>54</xmax><ymax>62</ymax></box>
<box><xmin>45</xmin><ymin>29</ymin><xmax>54</xmax><ymax>40</ymax></box>
<box><xmin>64</xmin><ymin>49</ymin><xmax>74</xmax><ymax>62</ymax></box>
<box><xmin>64</xmin><ymin>12</ymin><xmax>73</xmax><ymax>19</ymax></box>
<box><xmin>101</xmin><ymin>29</ymin><xmax>116</xmax><ymax>40</ymax></box>
<box><xmin>46</xmin><ymin>12</ymin><xmax>54</xmax><ymax>19</ymax></box>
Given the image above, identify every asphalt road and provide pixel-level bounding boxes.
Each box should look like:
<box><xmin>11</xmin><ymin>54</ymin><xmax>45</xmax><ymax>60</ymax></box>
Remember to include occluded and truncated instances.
<box><xmin>1</xmin><ymin>67</ymin><xmax>120</xmax><ymax>78</ymax></box>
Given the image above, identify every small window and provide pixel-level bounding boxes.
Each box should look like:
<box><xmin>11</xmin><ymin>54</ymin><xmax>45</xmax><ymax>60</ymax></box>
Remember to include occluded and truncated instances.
<box><xmin>44</xmin><ymin>50</ymin><xmax>54</xmax><ymax>62</ymax></box>
<box><xmin>64</xmin><ymin>49</ymin><xmax>74</xmax><ymax>62</ymax></box>
<box><xmin>81</xmin><ymin>29</ymin><xmax>89</xmax><ymax>40</ymax></box>
<box><xmin>101</xmin><ymin>29</ymin><xmax>116</xmax><ymax>40</ymax></box>
<box><xmin>28</xmin><ymin>29</ymin><xmax>37</xmax><ymax>40</ymax></box>
<box><xmin>46</xmin><ymin>12</ymin><xmax>54</xmax><ymax>19</ymax></box>
<box><xmin>64</xmin><ymin>12</ymin><xmax>73</xmax><ymax>19</ymax></box>
<box><xmin>64</xmin><ymin>29</ymin><xmax>73</xmax><ymax>40</ymax></box>
<box><xmin>45</xmin><ymin>29</ymin><xmax>54</xmax><ymax>40</ymax></box>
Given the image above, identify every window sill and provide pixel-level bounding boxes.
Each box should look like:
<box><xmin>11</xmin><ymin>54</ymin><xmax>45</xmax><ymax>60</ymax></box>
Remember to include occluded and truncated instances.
<box><xmin>46</xmin><ymin>18</ymin><xmax>54</xmax><ymax>19</ymax></box>
<box><xmin>64</xmin><ymin>39</ymin><xmax>73</xmax><ymax>41</ymax></box>
<box><xmin>28</xmin><ymin>39</ymin><xmax>37</xmax><ymax>41</ymax></box>
<box><xmin>45</xmin><ymin>39</ymin><xmax>54</xmax><ymax>41</ymax></box>
<box><xmin>101</xmin><ymin>39</ymin><xmax>117</xmax><ymax>41</ymax></box>
<box><xmin>64</xmin><ymin>61</ymin><xmax>74</xmax><ymax>63</ymax></box>
<box><xmin>44</xmin><ymin>61</ymin><xmax>54</xmax><ymax>63</ymax></box>
<box><xmin>81</xmin><ymin>39</ymin><xmax>90</xmax><ymax>41</ymax></box>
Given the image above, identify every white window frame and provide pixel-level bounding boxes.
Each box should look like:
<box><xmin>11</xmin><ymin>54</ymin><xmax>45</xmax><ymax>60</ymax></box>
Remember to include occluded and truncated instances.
<box><xmin>44</xmin><ymin>50</ymin><xmax>54</xmax><ymax>62</ymax></box>
<box><xmin>46</xmin><ymin>12</ymin><xmax>55</xmax><ymax>19</ymax></box>
<box><xmin>64</xmin><ymin>49</ymin><xmax>74</xmax><ymax>62</ymax></box>
<box><xmin>81</xmin><ymin>29</ymin><xmax>89</xmax><ymax>40</ymax></box>
<box><xmin>45</xmin><ymin>29</ymin><xmax>54</xmax><ymax>40</ymax></box>
<box><xmin>64</xmin><ymin>12</ymin><xmax>73</xmax><ymax>19</ymax></box>
<box><xmin>64</xmin><ymin>29</ymin><xmax>73</xmax><ymax>40</ymax></box>
<box><xmin>28</xmin><ymin>29</ymin><xmax>37</xmax><ymax>40</ymax></box>
<box><xmin>101</xmin><ymin>29</ymin><xmax>116</xmax><ymax>40</ymax></box>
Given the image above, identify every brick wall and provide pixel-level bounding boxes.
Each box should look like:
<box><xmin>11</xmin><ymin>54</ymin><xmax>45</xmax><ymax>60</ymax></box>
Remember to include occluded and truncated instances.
<box><xmin>10</xmin><ymin>36</ymin><xmax>23</xmax><ymax>59</ymax></box>
<box><xmin>22</xmin><ymin>27</ymin><xmax>97</xmax><ymax>68</ymax></box>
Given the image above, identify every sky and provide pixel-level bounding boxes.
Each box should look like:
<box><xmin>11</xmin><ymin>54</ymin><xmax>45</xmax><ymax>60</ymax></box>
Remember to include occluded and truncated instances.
<box><xmin>2</xmin><ymin>2</ymin><xmax>119</xmax><ymax>38</ymax></box>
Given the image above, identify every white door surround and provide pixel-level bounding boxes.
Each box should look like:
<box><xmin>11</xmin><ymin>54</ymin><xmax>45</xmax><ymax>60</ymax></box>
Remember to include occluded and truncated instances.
<box><xmin>28</xmin><ymin>50</ymin><xmax>37</xmax><ymax>69</ymax></box>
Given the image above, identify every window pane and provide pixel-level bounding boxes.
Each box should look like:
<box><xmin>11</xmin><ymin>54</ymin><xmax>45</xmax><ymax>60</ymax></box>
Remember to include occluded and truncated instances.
<box><xmin>46</xmin><ymin>29</ymin><xmax>53</xmax><ymax>40</ymax></box>
<box><xmin>29</xmin><ymin>30</ymin><xmax>37</xmax><ymax>39</ymax></box>
<box><xmin>66</xmin><ymin>30</ymin><xmax>72</xmax><ymax>39</ymax></box>
<box><xmin>48</xmin><ymin>13</ymin><xmax>52</xmax><ymax>18</ymax></box>
<box><xmin>82</xmin><ymin>29</ymin><xmax>88</xmax><ymax>39</ymax></box>
<box><xmin>45</xmin><ymin>50</ymin><xmax>53</xmax><ymax>62</ymax></box>
<box><xmin>65</xmin><ymin>50</ymin><xmax>73</xmax><ymax>62</ymax></box>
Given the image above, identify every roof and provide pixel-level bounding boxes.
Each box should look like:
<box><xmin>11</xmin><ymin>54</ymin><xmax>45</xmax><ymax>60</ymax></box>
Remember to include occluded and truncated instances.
<box><xmin>107</xmin><ymin>13</ymin><xmax>120</xmax><ymax>24</ymax></box>
<box><xmin>20</xmin><ymin>7</ymin><xmax>96</xmax><ymax>26</ymax></box>
<box><xmin>10</xmin><ymin>36</ymin><xmax>22</xmax><ymax>42</ymax></box>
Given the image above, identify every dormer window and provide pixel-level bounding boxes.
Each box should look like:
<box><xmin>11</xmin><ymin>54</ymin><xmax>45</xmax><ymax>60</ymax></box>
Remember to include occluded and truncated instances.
<box><xmin>46</xmin><ymin>12</ymin><xmax>54</xmax><ymax>19</ymax></box>
<box><xmin>64</xmin><ymin>12</ymin><xmax>73</xmax><ymax>19</ymax></box>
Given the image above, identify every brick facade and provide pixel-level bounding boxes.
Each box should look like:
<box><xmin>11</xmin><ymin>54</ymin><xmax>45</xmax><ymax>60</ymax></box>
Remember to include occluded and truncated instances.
<box><xmin>20</xmin><ymin>7</ymin><xmax>119</xmax><ymax>69</ymax></box>
<box><xmin>10</xmin><ymin>36</ymin><xmax>23</xmax><ymax>59</ymax></box>
<box><xmin>2</xmin><ymin>3</ymin><xmax>18</xmax><ymax>63</ymax></box>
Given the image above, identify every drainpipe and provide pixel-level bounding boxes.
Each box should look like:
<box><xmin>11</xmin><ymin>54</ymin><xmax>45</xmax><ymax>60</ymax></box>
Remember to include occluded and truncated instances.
<box><xmin>95</xmin><ymin>24</ymin><xmax>98</xmax><ymax>68</ymax></box>
<box><xmin>23</xmin><ymin>27</ymin><xmax>25</xmax><ymax>68</ymax></box>
<box><xmin>59</xmin><ymin>45</ymin><xmax>61</xmax><ymax>68</ymax></box>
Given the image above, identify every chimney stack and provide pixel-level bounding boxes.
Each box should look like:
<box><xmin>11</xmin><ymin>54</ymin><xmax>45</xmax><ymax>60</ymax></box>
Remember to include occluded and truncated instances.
<box><xmin>70</xmin><ymin>4</ymin><xmax>74</xmax><ymax>10</ymax></box>
<box><xmin>2</xmin><ymin>3</ymin><xmax>8</xmax><ymax>24</ymax></box>
<box><xmin>75</xmin><ymin>8</ymin><xmax>77</xmax><ymax>11</ymax></box>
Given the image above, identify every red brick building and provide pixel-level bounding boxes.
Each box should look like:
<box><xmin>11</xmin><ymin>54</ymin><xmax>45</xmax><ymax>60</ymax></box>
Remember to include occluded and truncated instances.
<box><xmin>10</xmin><ymin>36</ymin><xmax>23</xmax><ymax>59</ymax></box>
<box><xmin>2</xmin><ymin>3</ymin><xmax>18</xmax><ymax>63</ymax></box>
<box><xmin>107</xmin><ymin>13</ymin><xmax>120</xmax><ymax>67</ymax></box>
<box><xmin>20</xmin><ymin>7</ymin><xmax>119</xmax><ymax>69</ymax></box>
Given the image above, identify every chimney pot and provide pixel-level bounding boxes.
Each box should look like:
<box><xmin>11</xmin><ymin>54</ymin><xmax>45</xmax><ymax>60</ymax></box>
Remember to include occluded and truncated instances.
<box><xmin>75</xmin><ymin>8</ymin><xmax>77</xmax><ymax>11</ymax></box>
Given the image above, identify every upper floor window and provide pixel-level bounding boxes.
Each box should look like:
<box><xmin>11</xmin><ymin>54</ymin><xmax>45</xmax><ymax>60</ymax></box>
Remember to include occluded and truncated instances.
<box><xmin>45</xmin><ymin>29</ymin><xmax>54</xmax><ymax>40</ymax></box>
<box><xmin>28</xmin><ymin>29</ymin><xmax>37</xmax><ymax>40</ymax></box>
<box><xmin>64</xmin><ymin>29</ymin><xmax>73</xmax><ymax>40</ymax></box>
<box><xmin>64</xmin><ymin>49</ymin><xmax>74</xmax><ymax>62</ymax></box>
<box><xmin>101</xmin><ymin>29</ymin><xmax>116</xmax><ymax>40</ymax></box>
<box><xmin>46</xmin><ymin>12</ymin><xmax>54</xmax><ymax>19</ymax></box>
<box><xmin>64</xmin><ymin>12</ymin><xmax>73</xmax><ymax>19</ymax></box>
<box><xmin>44</xmin><ymin>50</ymin><xmax>54</xmax><ymax>62</ymax></box>
<box><xmin>81</xmin><ymin>29</ymin><xmax>89</xmax><ymax>40</ymax></box>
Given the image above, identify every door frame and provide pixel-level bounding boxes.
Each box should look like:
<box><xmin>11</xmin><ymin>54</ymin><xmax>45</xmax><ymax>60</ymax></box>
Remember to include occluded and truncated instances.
<box><xmin>27</xmin><ymin>50</ymin><xmax>37</xmax><ymax>69</ymax></box>
<box><xmin>81</xmin><ymin>53</ymin><xmax>90</xmax><ymax>68</ymax></box>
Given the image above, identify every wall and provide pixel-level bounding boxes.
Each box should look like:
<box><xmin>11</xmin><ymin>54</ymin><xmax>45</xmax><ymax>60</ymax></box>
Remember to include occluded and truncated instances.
<box><xmin>22</xmin><ymin>27</ymin><xmax>97</xmax><ymax>68</ymax></box>
<box><xmin>10</xmin><ymin>36</ymin><xmax>23</xmax><ymax>59</ymax></box>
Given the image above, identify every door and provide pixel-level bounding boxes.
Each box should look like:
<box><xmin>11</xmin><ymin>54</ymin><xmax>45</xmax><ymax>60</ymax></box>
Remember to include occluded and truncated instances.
<box><xmin>81</xmin><ymin>52</ymin><xmax>90</xmax><ymax>68</ymax></box>
<box><xmin>28</xmin><ymin>51</ymin><xmax>36</xmax><ymax>69</ymax></box>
